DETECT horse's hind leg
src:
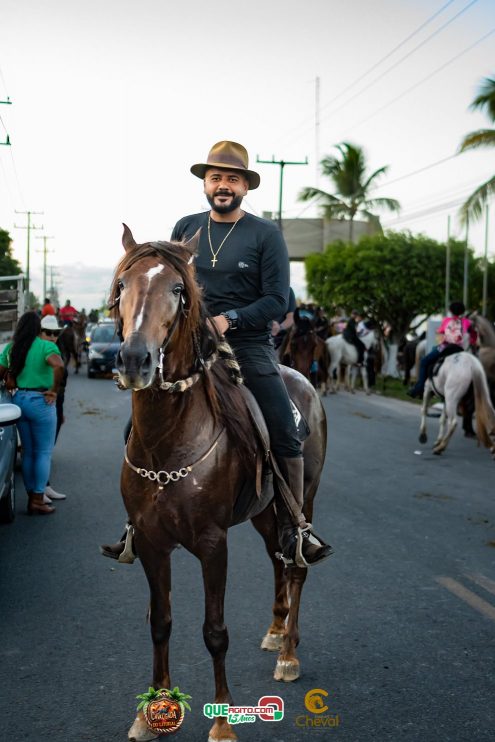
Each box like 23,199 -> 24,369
128,539 -> 173,742
199,532 -> 237,742
251,507 -> 289,653
433,399 -> 458,455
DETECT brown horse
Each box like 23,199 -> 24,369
111,226 -> 329,742
57,316 -> 86,373
279,312 -> 330,395
473,314 -> 495,404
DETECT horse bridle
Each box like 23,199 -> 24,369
110,285 -> 213,392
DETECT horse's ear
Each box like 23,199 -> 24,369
122,223 -> 137,252
183,229 -> 201,262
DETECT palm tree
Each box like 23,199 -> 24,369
298,142 -> 400,241
459,76 -> 495,223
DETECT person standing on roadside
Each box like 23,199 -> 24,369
0,311 -> 64,515
41,297 -> 56,317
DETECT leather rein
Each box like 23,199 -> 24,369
109,284 -> 226,488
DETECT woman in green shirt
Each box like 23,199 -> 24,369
0,311 -> 64,515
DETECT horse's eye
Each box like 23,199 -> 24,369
172,285 -> 184,296
117,279 -> 125,291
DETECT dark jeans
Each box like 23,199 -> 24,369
230,339 -> 301,458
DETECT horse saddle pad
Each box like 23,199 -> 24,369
430,346 -> 464,379
230,385 -> 310,526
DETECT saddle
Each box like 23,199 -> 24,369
230,385 -> 310,526
430,345 -> 464,380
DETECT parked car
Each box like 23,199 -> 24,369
0,387 -> 21,523
87,322 -> 120,378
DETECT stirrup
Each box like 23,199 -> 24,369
118,524 -> 137,564
276,524 -> 328,569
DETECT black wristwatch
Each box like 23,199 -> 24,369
220,310 -> 239,331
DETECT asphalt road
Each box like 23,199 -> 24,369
0,367 -> 494,742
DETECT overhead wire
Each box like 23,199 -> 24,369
343,27 -> 495,135
278,0 -> 468,148
317,0 -> 480,127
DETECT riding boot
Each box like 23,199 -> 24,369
27,492 -> 55,515
100,523 -> 136,563
276,456 -> 333,568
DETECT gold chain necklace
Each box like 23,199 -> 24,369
207,213 -> 240,267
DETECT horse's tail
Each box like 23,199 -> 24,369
472,359 -> 495,448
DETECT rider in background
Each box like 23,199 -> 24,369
407,300 -> 477,399
343,310 -> 366,365
314,307 -> 329,340
59,300 -> 78,326
41,297 -> 56,317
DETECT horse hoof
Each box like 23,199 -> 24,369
208,718 -> 238,741
274,658 -> 300,682
419,433 -> 427,444
128,713 -> 158,741
433,447 -> 443,456
261,632 -> 284,651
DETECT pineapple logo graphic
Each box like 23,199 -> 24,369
136,686 -> 192,734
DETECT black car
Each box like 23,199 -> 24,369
87,322 -> 120,378
0,387 -> 21,523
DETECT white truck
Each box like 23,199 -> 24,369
0,274 -> 25,352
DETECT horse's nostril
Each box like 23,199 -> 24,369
141,352 -> 152,375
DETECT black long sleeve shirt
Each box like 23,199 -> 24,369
171,211 -> 289,342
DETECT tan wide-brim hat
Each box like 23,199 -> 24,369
190,140 -> 260,190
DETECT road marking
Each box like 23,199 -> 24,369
436,576 -> 495,622
465,573 -> 495,598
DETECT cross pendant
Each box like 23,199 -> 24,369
211,256 -> 217,267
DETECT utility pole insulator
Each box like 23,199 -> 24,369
256,155 -> 308,231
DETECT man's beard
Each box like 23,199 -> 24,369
206,192 -> 244,215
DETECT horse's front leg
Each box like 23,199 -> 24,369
274,566 -> 307,682
361,364 -> 370,395
128,536 -> 173,742
419,381 -> 433,444
199,532 -> 237,742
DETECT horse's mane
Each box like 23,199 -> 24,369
110,240 -> 256,462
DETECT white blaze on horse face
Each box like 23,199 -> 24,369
134,264 -> 164,331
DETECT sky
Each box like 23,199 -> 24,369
0,0 -> 493,310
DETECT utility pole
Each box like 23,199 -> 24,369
463,215 -> 469,309
36,235 -> 54,301
256,155 -> 308,231
482,205 -> 489,317
315,76 -> 320,187
14,210 -> 44,301
445,215 -> 451,313
0,97 -> 11,146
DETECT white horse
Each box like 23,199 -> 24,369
418,352 -> 495,456
326,330 -> 378,394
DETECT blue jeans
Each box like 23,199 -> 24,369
412,347 -> 441,394
13,391 -> 57,494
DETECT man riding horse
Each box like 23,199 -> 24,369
102,140 -> 332,568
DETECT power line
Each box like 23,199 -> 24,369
278,0 -> 463,147
318,0 -> 480,127
321,0 -> 458,109
373,154 -> 458,190
344,27 -> 495,135
382,196 -> 465,226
